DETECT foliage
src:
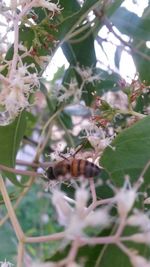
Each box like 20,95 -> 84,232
0,0 -> 150,266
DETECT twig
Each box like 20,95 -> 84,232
89,178 -> 97,203
58,238 -> 80,266
16,159 -> 53,168
139,159 -> 150,180
25,231 -> 65,243
17,242 -> 25,267
9,10 -> 19,79
94,10 -> 150,62
81,235 -> 117,245
117,242 -> 133,258
103,16 -> 150,62
114,215 -> 127,238
86,197 -> 114,214
0,164 -> 42,177
0,176 -> 25,241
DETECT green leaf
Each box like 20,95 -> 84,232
95,68 -> 121,94
95,244 -> 131,267
95,223 -> 150,267
100,116 -> 150,185
19,26 -> 35,49
111,7 -> 150,41
59,112 -> 73,129
0,112 -> 26,184
0,112 -> 26,167
25,111 -> 37,137
58,0 -> 123,42
62,25 -> 96,67
133,43 -> 150,83
58,0 -> 98,40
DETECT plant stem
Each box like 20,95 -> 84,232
0,164 -> 42,177
0,176 -> 25,241
17,242 -> 25,267
25,231 -> 65,243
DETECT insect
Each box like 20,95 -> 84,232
46,150 -> 101,181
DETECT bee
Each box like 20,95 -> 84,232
46,157 -> 101,181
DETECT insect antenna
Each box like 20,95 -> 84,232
72,140 -> 88,158
58,153 -> 70,161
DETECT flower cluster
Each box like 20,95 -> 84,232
81,122 -> 115,157
75,66 -> 100,84
0,63 -> 39,124
10,0 -> 62,17
0,259 -> 14,267
0,0 -> 63,125
52,185 -> 110,239
53,80 -> 83,103
49,175 -> 150,267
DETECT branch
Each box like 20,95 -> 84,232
25,231 -> 65,243
103,16 -> 150,62
94,9 -> 150,62
0,176 -> 25,241
0,164 -> 42,177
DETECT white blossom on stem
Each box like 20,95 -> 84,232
3,88 -> 29,115
130,254 -> 150,267
0,63 -> 39,124
18,0 -> 62,17
53,80 -> 83,103
0,259 -> 14,267
82,123 -> 115,154
75,66 -> 100,84
126,232 -> 150,244
127,210 -> 150,232
52,190 -> 73,226
114,178 -> 137,217
52,186 -> 110,239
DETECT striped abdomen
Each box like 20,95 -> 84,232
46,158 -> 101,180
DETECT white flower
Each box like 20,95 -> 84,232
114,178 -> 136,217
130,254 -> 150,267
81,123 -> 115,153
75,187 -> 89,214
127,232 -> 150,244
85,208 -> 110,228
53,80 -> 82,103
52,187 -> 110,239
67,262 -> 82,267
0,259 -> 14,267
18,43 -> 27,52
75,66 -> 100,84
144,197 -> 150,204
3,88 -> 29,117
52,190 -> 73,226
0,63 -> 39,124
127,211 -> 150,232
31,0 -> 62,17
